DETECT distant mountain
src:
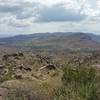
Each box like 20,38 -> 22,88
30,33 -> 100,51
0,32 -> 100,43
0,32 -> 100,52
88,34 -> 100,43
0,32 -> 73,45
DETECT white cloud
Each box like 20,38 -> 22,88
0,0 -> 99,35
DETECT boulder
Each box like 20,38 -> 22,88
14,73 -> 23,79
40,64 -> 56,71
23,67 -> 32,72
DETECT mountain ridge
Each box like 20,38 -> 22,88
0,32 -> 100,52
0,32 -> 99,42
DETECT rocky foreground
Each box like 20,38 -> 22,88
0,51 -> 100,99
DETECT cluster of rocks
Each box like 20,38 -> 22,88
1,52 -> 100,81
36,54 -> 53,65
2,52 -> 24,61
0,52 -> 58,81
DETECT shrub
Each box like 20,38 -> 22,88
54,64 -> 100,100
0,72 -> 14,83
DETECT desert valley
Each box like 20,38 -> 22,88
0,32 -> 100,99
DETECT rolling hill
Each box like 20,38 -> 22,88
0,32 -> 100,52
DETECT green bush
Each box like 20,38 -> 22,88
62,65 -> 96,86
54,64 -> 100,100
0,72 -> 14,83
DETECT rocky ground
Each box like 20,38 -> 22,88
0,51 -> 100,99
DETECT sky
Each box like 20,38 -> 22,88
0,0 -> 100,36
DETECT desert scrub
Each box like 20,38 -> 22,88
0,72 -> 14,83
6,88 -> 47,100
54,64 -> 100,100
0,65 -> 15,83
40,82 -> 53,94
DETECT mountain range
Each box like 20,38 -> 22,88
0,32 -> 100,52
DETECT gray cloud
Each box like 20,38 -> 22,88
0,1 -> 87,22
0,1 -> 38,20
8,20 -> 30,28
36,4 -> 86,22
0,4 -> 22,13
15,2 -> 39,20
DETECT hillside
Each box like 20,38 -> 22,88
0,32 -> 100,42
30,33 -> 100,51
0,32 -> 100,53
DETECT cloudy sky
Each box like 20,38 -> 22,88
0,0 -> 100,36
